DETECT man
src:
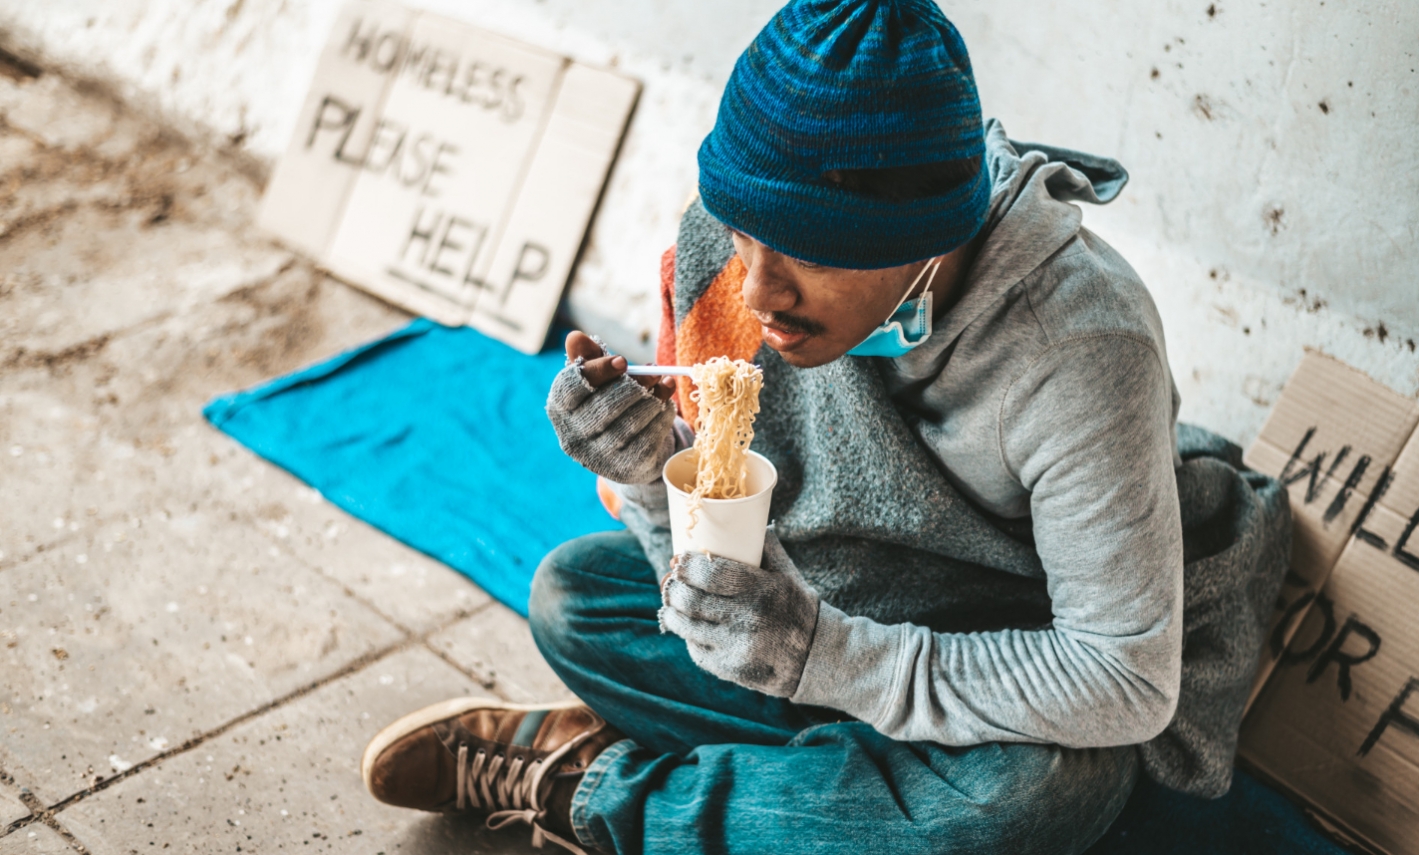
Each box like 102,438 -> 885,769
359,1 -> 1290,853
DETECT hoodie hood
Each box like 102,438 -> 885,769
925,119 -> 1129,350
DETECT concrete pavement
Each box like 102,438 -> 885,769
1,56 -> 565,854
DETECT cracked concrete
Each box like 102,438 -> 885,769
1,59 -> 562,854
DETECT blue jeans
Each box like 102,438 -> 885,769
529,531 -> 1138,855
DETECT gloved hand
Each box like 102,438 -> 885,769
659,529 -> 821,698
547,331 -> 678,485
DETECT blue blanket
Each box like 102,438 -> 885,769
204,319 -> 616,616
205,320 -> 1345,854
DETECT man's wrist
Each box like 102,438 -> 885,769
790,602 -> 911,733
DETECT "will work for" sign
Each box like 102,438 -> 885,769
259,0 -> 639,353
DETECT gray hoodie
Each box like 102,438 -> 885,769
613,119 -> 1287,796
790,118 -> 1186,748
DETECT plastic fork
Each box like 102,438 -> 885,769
624,364 -> 694,377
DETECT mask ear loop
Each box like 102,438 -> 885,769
880,257 -> 944,325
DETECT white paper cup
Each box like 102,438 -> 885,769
663,448 -> 778,567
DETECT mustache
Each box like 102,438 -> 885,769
763,311 -> 827,336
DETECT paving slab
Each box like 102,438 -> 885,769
228,456 -> 495,634
427,605 -> 576,705
0,385 -> 154,566
0,104 -> 164,240
0,72 -> 383,372
61,646 -> 538,854
0,267 -> 407,562
22,392 -> 494,636
0,385 -> 246,571
255,497 -> 495,636
0,822 -> 78,854
1,777 -> 31,827
0,143 -> 132,237
0,205 -> 291,360
169,428 -> 492,632
0,70 -> 262,238
3,256 -> 468,635
0,509 -> 403,806
0,133 -> 38,175
0,289 -> 462,638
0,74 -> 120,152
116,422 -> 491,637
2,264 -> 406,443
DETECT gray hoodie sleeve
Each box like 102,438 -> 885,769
792,334 -> 1184,748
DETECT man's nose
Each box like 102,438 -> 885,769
741,256 -> 798,315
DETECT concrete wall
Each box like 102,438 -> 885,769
3,0 -> 1416,445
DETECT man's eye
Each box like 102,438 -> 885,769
793,258 -> 821,271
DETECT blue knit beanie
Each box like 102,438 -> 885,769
698,0 -> 988,270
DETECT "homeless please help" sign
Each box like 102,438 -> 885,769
259,0 -> 639,352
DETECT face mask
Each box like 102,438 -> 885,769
846,258 -> 942,358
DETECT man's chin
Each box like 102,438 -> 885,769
766,341 -> 844,369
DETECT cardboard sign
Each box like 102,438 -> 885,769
1241,352 -> 1419,704
1239,351 -> 1419,855
258,0 -> 639,352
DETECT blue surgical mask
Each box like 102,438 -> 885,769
846,258 -> 941,358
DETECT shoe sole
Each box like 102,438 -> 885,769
360,696 -> 584,793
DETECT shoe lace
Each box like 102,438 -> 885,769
456,730 -> 594,855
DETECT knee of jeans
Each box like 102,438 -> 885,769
528,551 -> 577,659
531,532 -> 654,660
530,536 -> 622,648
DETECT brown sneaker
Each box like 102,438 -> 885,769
361,698 -> 622,853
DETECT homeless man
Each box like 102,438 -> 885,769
358,1 -> 1291,853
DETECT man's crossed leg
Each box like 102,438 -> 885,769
363,531 -> 1137,855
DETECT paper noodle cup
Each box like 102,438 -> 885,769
663,448 -> 778,567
